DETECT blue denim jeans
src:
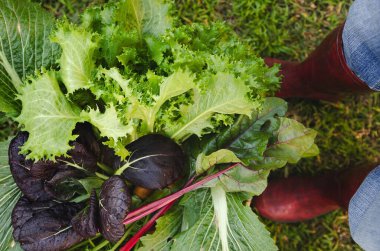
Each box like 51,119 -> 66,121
349,166 -> 380,251
342,0 -> 380,249
343,0 -> 380,91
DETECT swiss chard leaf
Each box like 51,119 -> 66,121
0,0 -> 60,117
0,139 -> 22,251
205,165 -> 270,195
253,117 -> 319,169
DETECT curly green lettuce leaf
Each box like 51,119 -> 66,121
52,22 -> 98,94
0,140 -> 22,251
166,72 -> 258,142
140,70 -> 195,132
16,72 -> 82,160
82,105 -> 133,141
0,0 -> 60,117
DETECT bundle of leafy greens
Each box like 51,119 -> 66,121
0,0 -> 318,250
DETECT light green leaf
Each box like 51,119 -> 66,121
0,140 -> 22,251
16,71 -> 82,160
52,22 -> 98,94
226,193 -> 278,251
167,72 -> 257,142
81,104 -> 133,144
139,208 -> 182,251
172,189 -> 278,251
116,0 -> 172,39
265,118 -> 318,164
195,149 -> 241,175
0,0 -> 60,117
302,143 -> 320,158
205,165 -> 270,195
145,70 -> 195,131
172,189 -> 218,250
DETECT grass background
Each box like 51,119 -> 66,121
2,0 -> 379,250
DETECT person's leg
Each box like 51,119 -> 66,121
348,165 -> 380,251
265,0 -> 379,100
343,0 -> 380,91
251,164 -> 375,222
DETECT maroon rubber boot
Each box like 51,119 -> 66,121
252,164 -> 377,223
265,24 -> 372,101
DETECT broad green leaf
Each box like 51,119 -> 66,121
183,97 -> 287,173
0,140 -> 22,251
195,149 -> 241,175
172,189 -> 218,250
52,22 -> 98,94
0,0 -> 60,117
226,193 -> 277,251
16,71 -> 82,160
78,177 -> 104,194
265,118 -> 318,164
168,72 -> 257,142
81,104 -> 133,143
172,189 -> 278,251
115,0 -> 172,39
140,0 -> 172,37
139,208 -> 182,251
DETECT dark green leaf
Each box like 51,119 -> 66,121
183,97 -> 287,173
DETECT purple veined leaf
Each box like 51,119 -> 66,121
116,134 -> 186,190
99,176 -> 132,243
9,132 -> 56,202
12,197 -> 84,251
71,190 -> 99,238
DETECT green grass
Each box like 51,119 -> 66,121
2,0 -> 379,250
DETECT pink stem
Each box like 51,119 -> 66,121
123,163 -> 240,225
119,163 -> 241,251
120,202 -> 175,251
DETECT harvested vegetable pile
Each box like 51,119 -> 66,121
0,0 -> 319,250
